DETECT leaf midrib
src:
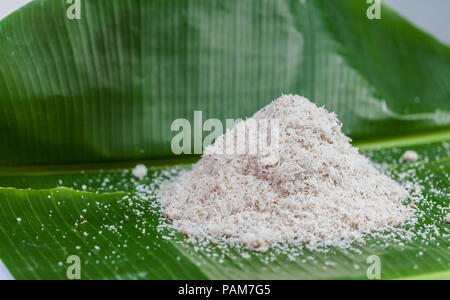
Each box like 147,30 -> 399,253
0,129 -> 448,176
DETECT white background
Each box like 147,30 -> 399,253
0,0 -> 32,20
384,0 -> 450,45
0,0 -> 449,280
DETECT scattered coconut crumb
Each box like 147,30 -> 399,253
158,95 -> 413,252
401,150 -> 419,162
165,207 -> 180,221
132,164 -> 148,180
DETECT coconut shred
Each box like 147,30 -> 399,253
157,95 -> 414,252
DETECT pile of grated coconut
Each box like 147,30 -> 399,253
158,95 -> 414,252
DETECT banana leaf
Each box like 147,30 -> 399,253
0,0 -> 448,280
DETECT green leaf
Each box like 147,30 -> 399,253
0,142 -> 449,280
0,0 -> 449,279
0,0 -> 449,166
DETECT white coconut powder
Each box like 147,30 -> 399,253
401,150 -> 419,162
132,164 -> 148,180
158,95 -> 414,252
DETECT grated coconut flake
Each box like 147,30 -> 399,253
157,95 -> 414,251
132,164 -> 148,180
401,150 -> 419,162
